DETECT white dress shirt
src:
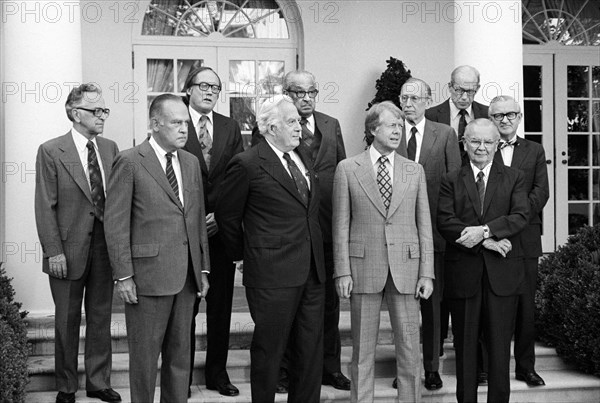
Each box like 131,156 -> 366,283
302,114 -> 315,137
470,161 -> 492,187
71,129 -> 107,195
265,139 -> 311,190
189,107 -> 214,140
404,118 -> 426,163
148,136 -> 184,206
369,145 -> 395,183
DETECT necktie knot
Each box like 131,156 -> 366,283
86,140 -> 94,150
410,126 -> 418,135
477,170 -> 485,180
300,117 -> 308,126
459,109 -> 467,117
379,155 -> 389,165
165,152 -> 173,161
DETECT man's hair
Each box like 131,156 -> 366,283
283,70 -> 316,90
257,94 -> 294,135
450,65 -> 481,85
402,77 -> 432,97
65,83 -> 102,122
149,93 -> 184,120
364,101 -> 404,146
464,118 -> 500,140
489,95 -> 521,114
182,66 -> 222,96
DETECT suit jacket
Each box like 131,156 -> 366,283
35,132 -> 119,280
425,99 -> 489,124
104,140 -> 210,296
397,119 -> 461,252
215,140 -> 325,288
251,111 -> 346,243
494,137 -> 549,258
183,106 -> 244,214
332,151 -> 434,294
437,162 -> 529,299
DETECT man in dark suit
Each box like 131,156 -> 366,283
425,65 -> 489,160
437,118 -> 529,403
105,94 -> 210,403
254,70 -> 349,392
35,83 -> 121,403
396,78 -> 462,391
489,95 -> 549,387
182,66 -> 244,397
216,94 -> 326,403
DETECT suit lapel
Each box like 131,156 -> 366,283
185,112 -> 209,175
58,132 -> 92,203
387,153 -> 410,217
398,126 -> 408,157
258,141 -> 307,207
354,151 -> 387,217
209,113 -> 227,176
139,140 -> 183,210
460,165 -> 482,219
96,137 -> 114,179
482,162 -> 502,216
418,120 -> 436,165
179,152 -> 193,209
510,138 -> 527,168
312,112 -> 329,167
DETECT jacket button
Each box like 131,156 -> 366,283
89,212 -> 94,216
183,241 -> 188,246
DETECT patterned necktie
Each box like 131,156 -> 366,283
86,141 -> 105,221
300,117 -> 314,148
407,126 -> 417,161
165,152 -> 179,199
283,152 -> 309,206
476,170 -> 485,215
377,155 -> 392,210
198,115 -> 212,169
458,109 -> 468,154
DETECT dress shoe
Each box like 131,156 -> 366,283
207,381 -> 240,396
392,378 -> 397,389
86,389 -> 121,402
424,371 -> 443,390
322,372 -> 351,390
516,370 -> 546,386
477,372 -> 488,385
56,392 -> 75,403
276,368 -> 289,394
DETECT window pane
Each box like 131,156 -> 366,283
258,61 -> 285,95
593,101 -> 600,132
568,66 -> 589,98
523,66 -> 542,97
593,135 -> 600,166
524,100 -> 542,132
147,59 -> 174,92
568,100 -> 589,132
568,135 -> 588,166
230,97 -> 256,132
569,169 -> 589,200
569,203 -> 588,235
177,60 -> 204,92
595,170 -> 600,200
593,66 -> 600,98
525,134 -> 542,144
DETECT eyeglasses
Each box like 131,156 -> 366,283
490,112 -> 519,121
466,139 -> 498,148
77,107 -> 110,118
451,85 -> 478,96
399,95 -> 428,103
287,89 -> 319,98
191,82 -> 221,94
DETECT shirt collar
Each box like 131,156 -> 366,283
405,118 -> 426,136
149,136 -> 178,160
450,101 -> 473,120
369,145 -> 395,168
470,161 -> 492,180
189,106 -> 213,127
71,128 -> 97,151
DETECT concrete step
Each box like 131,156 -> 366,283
25,370 -> 600,403
26,343 -> 572,393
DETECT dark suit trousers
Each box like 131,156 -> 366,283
189,234 -> 236,386
513,257 -> 539,373
281,242 -> 341,375
420,252 -> 444,371
449,268 -> 517,403
246,266 -> 325,403
49,219 -> 113,393
125,270 -> 197,403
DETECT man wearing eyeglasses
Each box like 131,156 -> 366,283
425,65 -> 489,160
181,66 -> 244,397
438,118 -> 529,403
252,70 -> 349,393
395,78 -> 461,392
35,84 -> 121,403
489,96 -> 549,388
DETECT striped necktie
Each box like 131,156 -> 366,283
165,152 -> 179,199
86,141 -> 105,221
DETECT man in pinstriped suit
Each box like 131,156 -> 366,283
333,101 -> 434,402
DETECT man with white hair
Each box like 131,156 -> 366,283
216,95 -> 326,403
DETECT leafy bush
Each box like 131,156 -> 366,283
536,225 -> 600,376
0,262 -> 29,402
367,57 -> 412,110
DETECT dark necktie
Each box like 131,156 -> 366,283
86,141 -> 105,221
458,109 -> 468,154
198,115 -> 212,169
300,117 -> 314,148
283,152 -> 309,205
476,170 -> 485,215
407,126 -> 417,161
165,152 -> 179,199
377,155 -> 392,210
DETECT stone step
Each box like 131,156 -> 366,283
26,343 -> 571,393
25,370 -> 600,403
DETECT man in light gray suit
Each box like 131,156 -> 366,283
105,94 -> 210,403
333,101 -> 434,403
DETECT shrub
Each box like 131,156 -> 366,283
367,57 -> 412,110
0,262 -> 29,402
536,225 -> 600,376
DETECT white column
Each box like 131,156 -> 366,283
453,0 -> 524,134
2,1 -> 82,313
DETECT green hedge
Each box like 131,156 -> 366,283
536,225 -> 600,376
0,262 -> 29,402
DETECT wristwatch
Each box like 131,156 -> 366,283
482,225 -> 491,239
